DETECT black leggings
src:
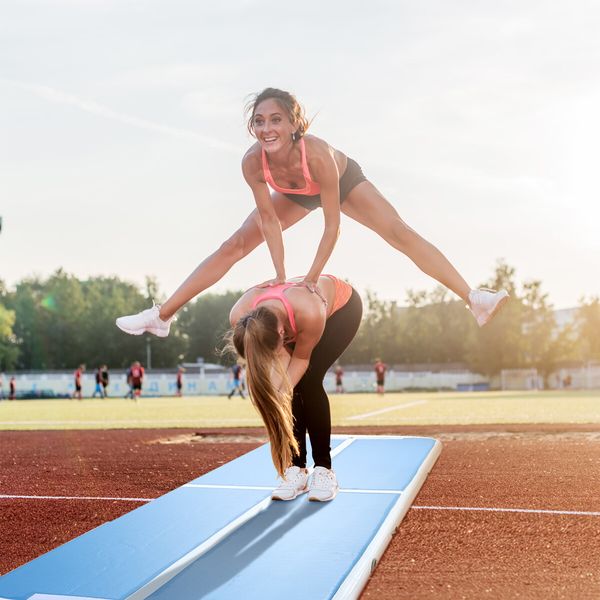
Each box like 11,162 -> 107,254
291,288 -> 362,469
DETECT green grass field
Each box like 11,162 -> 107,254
1,390 -> 599,430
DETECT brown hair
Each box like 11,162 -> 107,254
225,306 -> 299,477
245,88 -> 310,141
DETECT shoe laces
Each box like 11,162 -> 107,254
278,467 -> 305,489
312,468 -> 335,489
149,300 -> 175,323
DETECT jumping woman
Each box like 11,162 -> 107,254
117,87 -> 507,336
226,274 -> 362,502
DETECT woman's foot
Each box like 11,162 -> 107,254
468,289 -> 509,327
308,467 -> 339,502
116,304 -> 173,337
271,466 -> 309,501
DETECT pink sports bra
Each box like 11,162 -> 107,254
250,275 -> 353,340
261,137 -> 321,196
251,282 -> 298,338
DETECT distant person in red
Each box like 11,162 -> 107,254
130,361 -> 145,400
374,359 -> 387,395
73,365 -> 85,400
334,364 -> 344,393
176,367 -> 185,397
9,376 -> 16,400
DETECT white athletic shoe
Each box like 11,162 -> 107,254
271,466 -> 309,501
468,288 -> 510,327
115,303 -> 173,338
308,467 -> 339,502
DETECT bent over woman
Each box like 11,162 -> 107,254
226,274 -> 362,502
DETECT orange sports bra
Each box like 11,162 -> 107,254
251,275 -> 353,339
261,137 -> 321,196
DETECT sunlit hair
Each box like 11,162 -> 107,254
245,88 -> 310,141
224,306 -> 299,477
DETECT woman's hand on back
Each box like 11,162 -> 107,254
256,276 -> 287,288
294,279 -> 328,307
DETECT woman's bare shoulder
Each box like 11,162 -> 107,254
304,135 -> 347,173
241,143 -> 264,181
304,134 -> 334,154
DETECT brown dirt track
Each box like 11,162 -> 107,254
1,424 -> 599,599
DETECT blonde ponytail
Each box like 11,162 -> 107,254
225,307 -> 299,477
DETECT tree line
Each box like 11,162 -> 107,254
0,261 -> 598,382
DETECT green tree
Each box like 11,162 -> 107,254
0,302 -> 18,370
520,280 -> 573,387
178,290 -> 243,364
6,271 -> 186,369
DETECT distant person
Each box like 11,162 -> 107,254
130,361 -> 145,400
374,359 -> 387,395
0,373 -> 4,400
100,365 -> 110,397
228,362 -> 246,399
334,364 -> 344,393
73,365 -> 85,400
124,364 -> 135,399
8,376 -> 16,400
176,367 -> 185,397
92,366 -> 104,398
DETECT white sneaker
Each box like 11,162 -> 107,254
468,288 -> 510,327
308,467 -> 338,502
271,466 -> 309,501
116,304 -> 173,337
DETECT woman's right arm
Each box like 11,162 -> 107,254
242,152 -> 286,283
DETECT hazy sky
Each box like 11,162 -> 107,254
2,0 -> 599,309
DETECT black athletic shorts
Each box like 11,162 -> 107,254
283,157 -> 367,211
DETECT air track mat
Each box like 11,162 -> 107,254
0,435 -> 441,600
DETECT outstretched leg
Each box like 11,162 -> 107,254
158,194 -> 310,320
342,182 -> 471,301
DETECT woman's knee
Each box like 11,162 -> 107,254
218,228 -> 260,262
296,374 -> 328,397
388,219 -> 419,251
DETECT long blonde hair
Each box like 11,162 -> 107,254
225,307 -> 299,477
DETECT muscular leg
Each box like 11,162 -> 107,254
159,194 -> 310,320
293,291 -> 363,469
341,182 -> 471,301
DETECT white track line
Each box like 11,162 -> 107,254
412,505 -> 600,517
0,419 -> 259,426
347,400 -> 427,420
184,484 -> 403,494
3,494 -> 599,517
0,494 -> 153,502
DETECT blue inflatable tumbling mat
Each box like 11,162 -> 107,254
0,435 -> 441,600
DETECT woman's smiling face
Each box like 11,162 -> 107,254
251,98 -> 297,153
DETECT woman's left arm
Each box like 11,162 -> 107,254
303,142 -> 341,288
